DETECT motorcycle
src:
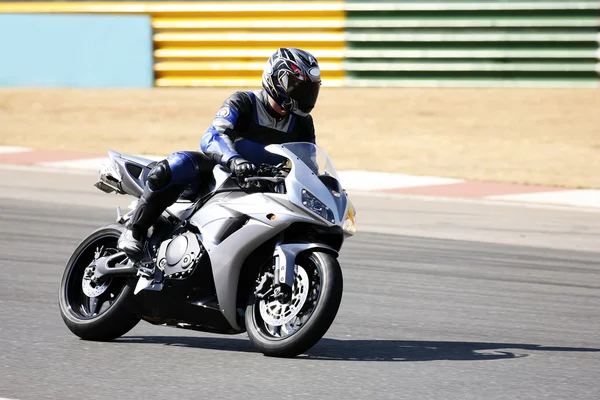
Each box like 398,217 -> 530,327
58,142 -> 356,358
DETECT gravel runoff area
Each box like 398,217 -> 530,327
1,87 -> 598,189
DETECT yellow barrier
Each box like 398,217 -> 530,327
0,2 -> 346,87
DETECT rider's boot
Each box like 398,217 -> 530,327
117,185 -> 183,260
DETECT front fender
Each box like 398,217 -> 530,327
274,243 -> 339,288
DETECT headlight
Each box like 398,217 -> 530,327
342,200 -> 357,236
302,189 -> 335,223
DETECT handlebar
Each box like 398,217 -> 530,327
256,162 -> 288,177
245,176 -> 285,184
238,163 -> 289,192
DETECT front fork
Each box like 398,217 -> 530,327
273,244 -> 297,289
254,239 -> 338,301
273,242 -> 339,289
254,241 -> 298,301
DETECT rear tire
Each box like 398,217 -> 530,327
58,224 -> 141,341
245,251 -> 343,358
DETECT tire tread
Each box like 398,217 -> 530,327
245,251 -> 343,358
58,224 -> 141,341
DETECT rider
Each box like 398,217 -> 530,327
117,48 -> 322,258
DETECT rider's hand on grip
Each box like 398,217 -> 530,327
228,157 -> 257,177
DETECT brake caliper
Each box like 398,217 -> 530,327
254,272 -> 274,299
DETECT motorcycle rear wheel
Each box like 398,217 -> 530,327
58,224 -> 141,341
245,250 -> 343,358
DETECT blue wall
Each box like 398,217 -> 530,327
0,14 -> 153,87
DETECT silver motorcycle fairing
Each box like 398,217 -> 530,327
95,150 -> 157,197
189,192 -> 318,330
116,152 -> 158,167
110,150 -> 158,197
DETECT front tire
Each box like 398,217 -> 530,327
246,251 -> 343,358
59,224 -> 141,341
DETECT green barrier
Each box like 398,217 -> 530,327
345,49 -> 598,58
346,32 -> 597,42
346,18 -> 600,29
344,60 -> 597,72
345,1 -> 600,11
344,0 -> 600,86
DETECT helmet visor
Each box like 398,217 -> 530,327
287,75 -> 321,114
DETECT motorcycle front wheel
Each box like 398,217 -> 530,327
245,250 -> 343,358
58,224 -> 141,341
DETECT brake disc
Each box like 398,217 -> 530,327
259,265 -> 310,326
82,265 -> 111,298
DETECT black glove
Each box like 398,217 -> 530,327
228,157 -> 256,176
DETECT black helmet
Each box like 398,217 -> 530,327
262,48 -> 321,117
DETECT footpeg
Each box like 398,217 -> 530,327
134,262 -> 164,295
136,260 -> 156,279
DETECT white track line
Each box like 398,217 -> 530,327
338,170 -> 463,190
488,190 -> 600,209
0,163 -> 101,175
37,154 -> 166,170
37,157 -> 111,170
0,146 -> 32,154
1,163 -> 598,213
350,190 -> 600,214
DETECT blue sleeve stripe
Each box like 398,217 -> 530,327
200,126 -> 239,164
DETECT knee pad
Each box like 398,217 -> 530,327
147,160 -> 172,191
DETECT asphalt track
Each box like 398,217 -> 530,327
0,167 -> 599,400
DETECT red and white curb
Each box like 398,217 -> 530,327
1,146 -> 598,209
